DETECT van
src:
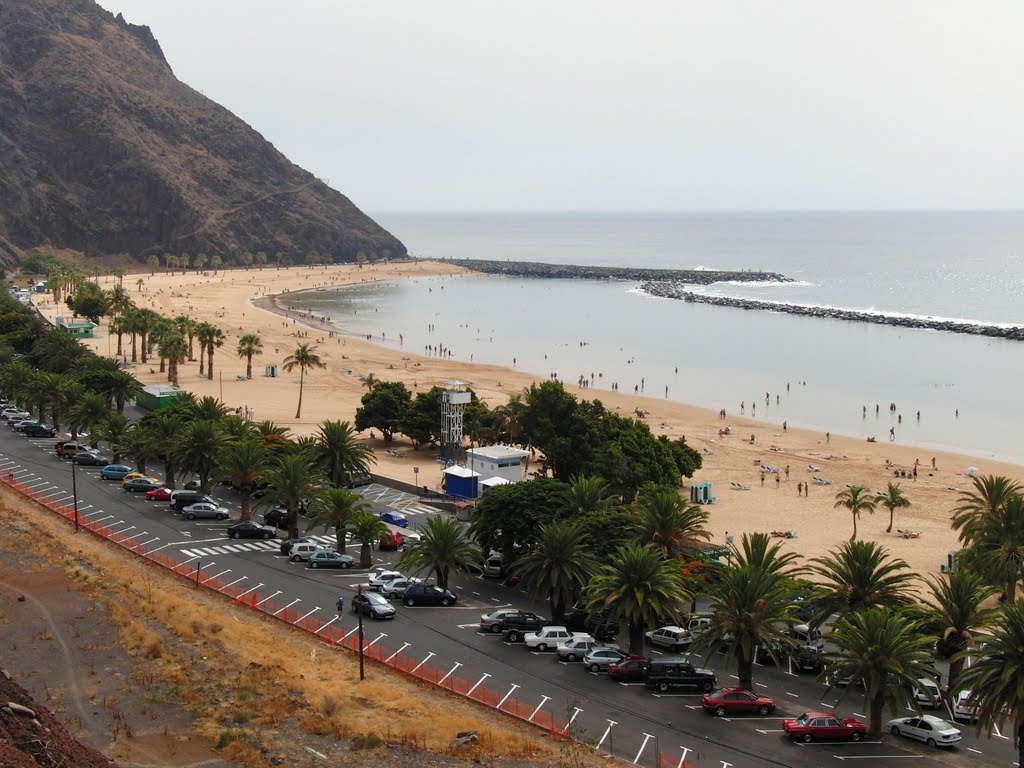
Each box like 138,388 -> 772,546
790,623 -> 824,650
683,615 -> 713,635
169,491 -> 213,511
289,542 -> 327,562
483,553 -> 505,578
912,678 -> 943,708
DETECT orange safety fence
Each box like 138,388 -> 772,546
7,479 -> 579,755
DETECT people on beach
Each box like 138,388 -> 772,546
890,427 -> 896,442
825,431 -> 830,444
797,481 -> 803,496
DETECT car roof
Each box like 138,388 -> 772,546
918,715 -> 955,726
799,711 -> 836,719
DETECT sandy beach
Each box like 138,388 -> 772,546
37,262 -> 1024,582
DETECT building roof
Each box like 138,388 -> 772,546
141,384 -> 181,397
443,465 -> 481,479
480,476 -> 511,487
466,444 -> 531,461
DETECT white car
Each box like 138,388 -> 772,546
480,607 -> 520,633
912,678 -> 943,708
524,626 -> 586,652
379,577 -> 421,599
368,569 -> 404,590
180,502 -> 230,520
887,715 -> 962,747
645,626 -> 694,651
951,690 -> 979,721
555,636 -> 604,662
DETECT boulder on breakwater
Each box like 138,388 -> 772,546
446,259 -> 789,285
641,281 -> 1024,341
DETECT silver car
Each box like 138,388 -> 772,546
380,577 -> 421,599
480,607 -> 520,633
582,647 -> 628,673
556,638 -> 606,662
887,715 -> 961,747
181,502 -> 230,520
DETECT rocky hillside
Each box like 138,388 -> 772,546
0,0 -> 406,265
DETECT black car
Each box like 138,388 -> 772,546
644,657 -> 717,692
790,646 -> 825,673
499,611 -> 547,642
22,422 -> 57,437
226,521 -> 277,540
402,584 -> 458,607
70,451 -> 107,466
352,591 -> 397,619
563,607 -> 621,641
263,507 -> 290,529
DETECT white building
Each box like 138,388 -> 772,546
465,444 -> 531,484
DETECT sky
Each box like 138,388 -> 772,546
97,1 -> 1024,213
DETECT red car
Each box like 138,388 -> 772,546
607,656 -> 649,682
145,486 -> 173,501
379,530 -> 405,550
783,711 -> 866,742
702,688 -> 776,716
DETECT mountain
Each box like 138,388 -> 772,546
0,0 -> 406,264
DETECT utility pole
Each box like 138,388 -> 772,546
357,584 -> 365,680
71,459 -> 79,533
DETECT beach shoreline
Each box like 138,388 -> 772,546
34,262 -> 1024,580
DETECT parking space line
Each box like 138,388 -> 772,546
272,598 -> 300,617
383,642 -> 410,663
236,583 -> 265,600
315,616 -> 339,635
255,590 -> 282,608
411,652 -> 435,674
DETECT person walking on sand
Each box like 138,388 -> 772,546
826,431 -> 830,444
783,420 -> 787,431
931,457 -> 936,470
776,474 -> 780,488
785,465 -> 790,480
889,426 -> 896,442
761,472 -> 765,486
797,481 -> 803,496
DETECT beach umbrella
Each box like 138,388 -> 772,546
965,467 -> 979,477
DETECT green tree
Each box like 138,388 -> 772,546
189,395 -> 231,422
306,488 -> 369,552
470,477 -> 565,563
158,331 -> 188,386
925,569 -> 997,698
260,453 -> 325,539
512,521 -> 597,623
194,322 -> 219,377
282,343 -> 326,419
657,435 -> 703,478
217,439 -> 270,521
833,484 -> 877,541
347,511 -> 389,568
95,413 -> 131,462
140,411 -> 183,490
146,255 -> 160,274
67,392 -> 110,441
874,482 -> 912,534
210,254 -> 223,273
957,600 -> 1024,766
174,420 -> 230,492
66,282 -> 110,322
827,606 -> 938,737
633,486 -> 710,560
314,420 -> 374,488
399,385 -> 443,447
397,515 -> 483,589
810,540 -> 916,623
586,543 -> 687,654
952,475 -> 1024,546
354,380 -> 411,441
557,475 -> 618,518
97,369 -> 141,413
120,424 -> 161,477
236,333 -> 263,379
193,253 -> 208,272
958,494 -> 1024,603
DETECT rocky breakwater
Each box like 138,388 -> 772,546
447,259 -> 789,285
642,282 -> 1024,341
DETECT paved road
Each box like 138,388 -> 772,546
0,425 -> 1016,768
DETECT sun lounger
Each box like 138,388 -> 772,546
730,482 -> 751,491
762,465 -> 780,474
813,477 -> 833,485
897,529 -> 921,539
807,465 -> 822,472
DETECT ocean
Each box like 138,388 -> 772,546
285,212 -> 1024,464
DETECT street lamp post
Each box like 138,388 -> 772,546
71,459 -> 79,533
357,585 -> 365,680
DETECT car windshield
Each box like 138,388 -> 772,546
795,714 -> 809,725
366,593 -> 388,605
708,689 -> 724,698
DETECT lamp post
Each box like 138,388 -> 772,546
71,459 -> 79,533
357,585 -> 365,680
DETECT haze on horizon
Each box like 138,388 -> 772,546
99,1 -> 1024,214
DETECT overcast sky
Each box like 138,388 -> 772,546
97,1 -> 1024,213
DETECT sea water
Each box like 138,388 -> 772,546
285,212 -> 1024,464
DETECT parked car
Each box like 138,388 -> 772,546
790,646 -> 825,673
100,464 -> 136,480
480,607 -> 521,633
556,637 -> 604,662
583,648 -> 628,674
123,477 -> 163,493
379,530 -> 405,550
645,626 -> 694,652
644,657 -> 717,692
702,688 -> 776,716
181,502 -> 230,520
169,491 -> 214,510
289,542 -> 327,562
403,584 -> 457,607
1,409 -> 30,421
228,521 -> 277,540
524,626 -> 583,652
280,537 -> 314,555
56,441 -> 89,458
368,569 -> 405,590
145,486 -> 174,501
951,690 -> 979,722
790,623 -> 825,650
307,551 -> 354,569
379,511 -> 409,528
379,577 -> 420,599
12,420 -> 40,432
352,591 -> 397,619
340,470 -> 372,488
499,611 -> 548,643
263,507 -> 290,529
607,656 -> 650,681
912,678 -> 943,708
22,423 -> 56,438
783,712 -> 866,742
887,715 -> 961,747
562,606 -> 621,641
119,472 -> 148,485
71,451 -> 107,466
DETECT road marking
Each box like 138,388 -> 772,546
497,683 -> 520,710
755,682 -> 768,688
966,747 -> 982,754
296,606 -> 320,625
383,642 -> 410,664
218,575 -> 247,592
457,623 -> 480,629
254,590 -> 282,607
467,672 -> 490,696
437,661 -> 461,685
272,598 -> 300,617
832,755 -> 917,760
786,692 -> 800,697
314,616 -> 339,635
411,652 -> 435,674
756,729 -> 784,734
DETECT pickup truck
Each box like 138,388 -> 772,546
499,611 -> 547,643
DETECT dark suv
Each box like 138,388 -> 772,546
22,423 -> 57,437
169,492 -> 214,511
263,507 -> 290,529
402,584 -> 457,607
499,611 -> 547,642
644,657 -> 717,692
563,607 -> 621,641
790,645 -> 825,673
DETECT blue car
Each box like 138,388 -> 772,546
379,511 -> 409,528
100,464 -> 135,480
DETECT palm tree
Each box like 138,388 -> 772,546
810,540 -> 916,623
141,412 -> 183,489
397,515 -> 483,588
173,315 -> 197,361
108,316 -> 127,358
205,326 -> 225,380
260,453 -> 325,539
556,474 -> 618,517
158,331 -> 188,386
282,343 -> 326,419
193,322 -> 216,377
362,372 -> 380,391
952,475 -> 1023,545
306,488 -> 370,552
512,521 -> 598,623
217,439 -> 270,521
67,392 -> 110,441
188,395 -> 231,422
96,369 -> 141,413
173,420 -> 230,492
959,494 -> 1024,603
586,542 -> 688,654
132,309 -> 160,364
95,413 -> 130,462
633,487 -> 710,560
957,600 -> 1024,766
236,333 -> 263,379
827,606 -> 939,737
833,484 -> 877,541
219,415 -> 258,442
925,569 -> 997,698
875,482 -> 912,534
314,420 -> 374,488
252,420 -> 292,452
348,511 -> 390,568
120,424 -> 161,477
